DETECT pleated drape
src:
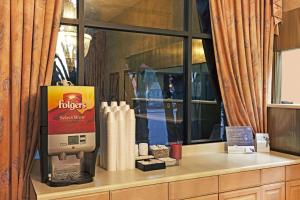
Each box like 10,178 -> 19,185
0,0 -> 62,199
209,0 -> 282,133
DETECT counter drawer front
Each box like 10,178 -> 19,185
58,192 -> 109,200
111,183 -> 168,200
286,164 -> 300,181
261,167 -> 285,185
186,194 -> 218,200
169,176 -> 218,200
219,187 -> 261,200
219,170 -> 260,192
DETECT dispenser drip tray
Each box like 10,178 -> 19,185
47,172 -> 93,187
48,155 -> 93,187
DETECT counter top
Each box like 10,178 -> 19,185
31,148 -> 300,200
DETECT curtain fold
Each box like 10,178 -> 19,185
210,0 -> 282,133
273,0 -> 282,35
0,0 -> 62,199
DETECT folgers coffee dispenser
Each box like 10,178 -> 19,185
40,86 -> 99,187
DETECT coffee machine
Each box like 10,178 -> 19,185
40,86 -> 99,187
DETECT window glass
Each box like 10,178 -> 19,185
191,39 -> 223,142
62,0 -> 77,19
192,0 -> 211,34
280,49 -> 300,104
85,29 -> 184,145
52,25 -> 78,85
84,0 -> 184,31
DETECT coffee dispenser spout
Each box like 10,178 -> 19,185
58,152 -> 67,160
76,151 -> 84,159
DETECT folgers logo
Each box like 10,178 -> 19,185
58,93 -> 87,110
47,86 -> 95,135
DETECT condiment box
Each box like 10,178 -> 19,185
136,159 -> 166,171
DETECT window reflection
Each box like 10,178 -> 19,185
85,29 -> 184,145
84,0 -> 184,31
192,0 -> 211,34
191,39 -> 223,142
52,25 -> 78,85
62,0 -> 77,19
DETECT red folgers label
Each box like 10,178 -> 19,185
47,87 -> 95,135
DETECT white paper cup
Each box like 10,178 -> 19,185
139,143 -> 148,156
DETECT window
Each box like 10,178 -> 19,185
54,0 -> 225,144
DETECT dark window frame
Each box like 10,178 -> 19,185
60,0 -> 223,145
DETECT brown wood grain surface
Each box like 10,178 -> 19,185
111,183 -> 168,200
219,170 -> 261,193
261,167 -> 285,185
261,182 -> 285,200
169,176 -> 218,200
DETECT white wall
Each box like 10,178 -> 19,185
281,49 -> 300,104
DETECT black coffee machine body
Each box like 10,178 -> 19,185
40,86 -> 100,187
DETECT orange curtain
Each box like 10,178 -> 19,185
0,0 -> 62,199
210,0 -> 282,133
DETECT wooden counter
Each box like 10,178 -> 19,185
30,143 -> 300,200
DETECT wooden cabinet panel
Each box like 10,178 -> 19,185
261,167 -> 285,185
219,170 -> 261,192
169,176 -> 218,200
186,194 -> 218,200
219,187 -> 261,200
261,182 -> 285,200
286,164 -> 300,181
286,179 -> 300,200
58,192 -> 109,200
111,183 -> 168,200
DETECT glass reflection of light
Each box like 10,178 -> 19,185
63,0 -> 77,19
